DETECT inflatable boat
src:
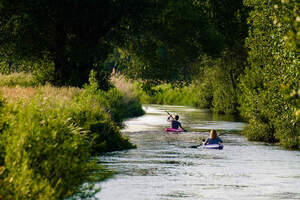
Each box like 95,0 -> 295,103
203,143 -> 223,150
164,128 -> 184,133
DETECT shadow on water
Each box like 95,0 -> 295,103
93,105 -> 300,200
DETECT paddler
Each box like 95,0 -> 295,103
167,114 -> 186,131
203,129 -> 223,145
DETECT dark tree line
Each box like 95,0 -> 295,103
0,0 -> 164,87
0,0 -> 224,88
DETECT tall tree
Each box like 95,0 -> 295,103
113,0 -> 225,86
0,0 -> 160,87
189,0 -> 249,114
239,0 -> 299,148
0,0 -> 225,88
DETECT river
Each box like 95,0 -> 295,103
94,105 -> 300,200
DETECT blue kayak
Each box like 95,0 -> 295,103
203,144 -> 223,150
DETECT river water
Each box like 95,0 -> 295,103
95,105 -> 300,200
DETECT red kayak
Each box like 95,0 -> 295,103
164,128 -> 183,132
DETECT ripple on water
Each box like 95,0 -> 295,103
271,192 -> 300,200
93,105 -> 300,200
160,190 -> 201,199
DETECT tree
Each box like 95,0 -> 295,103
239,0 -> 299,148
188,0 -> 249,114
114,0 -> 225,86
0,0 -> 161,88
0,0 -> 227,88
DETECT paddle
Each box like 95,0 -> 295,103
165,110 -> 174,120
218,129 -> 232,136
190,139 -> 206,148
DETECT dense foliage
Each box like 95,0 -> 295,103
0,0 -> 224,88
0,100 -> 99,199
238,0 -> 299,147
0,72 -> 36,87
0,73 -> 143,199
124,0 -> 248,115
116,0 -> 299,150
0,0 -> 160,87
116,0 -> 224,85
132,83 -> 199,106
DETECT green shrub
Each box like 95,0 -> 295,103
132,83 -> 198,106
104,88 -> 144,124
0,58 -> 62,87
0,73 -> 142,198
128,59 -> 239,115
31,61 -> 55,85
239,0 -> 299,148
0,100 -> 98,200
0,94 -> 6,166
242,119 -> 277,143
84,71 -> 144,124
212,81 -> 236,114
70,71 -> 138,153
131,65 -> 238,115
203,64 -> 238,114
192,80 -> 213,108
0,72 -> 37,87
70,91 -> 136,154
0,93 -> 3,108
0,87 -> 137,199
0,60 -> 35,75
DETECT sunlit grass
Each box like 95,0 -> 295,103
0,72 -> 36,87
110,74 -> 137,101
0,86 -> 36,102
0,84 -> 81,105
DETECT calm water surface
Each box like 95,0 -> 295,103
95,105 -> 300,200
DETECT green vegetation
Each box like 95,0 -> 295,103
238,0 -> 299,147
111,0 -> 248,115
0,99 -> 99,199
119,0 -> 299,149
0,72 -> 143,199
133,83 -> 198,106
0,0 -> 223,88
130,59 -> 240,115
0,72 -> 36,87
0,0 -> 299,198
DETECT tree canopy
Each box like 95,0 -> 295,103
0,0 -> 224,88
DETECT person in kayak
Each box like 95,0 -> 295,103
167,114 -> 186,131
204,129 -> 223,145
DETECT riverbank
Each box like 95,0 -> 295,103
0,73 -> 144,199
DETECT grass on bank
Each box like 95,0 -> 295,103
0,72 -> 144,200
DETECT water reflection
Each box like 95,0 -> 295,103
95,105 -> 300,200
